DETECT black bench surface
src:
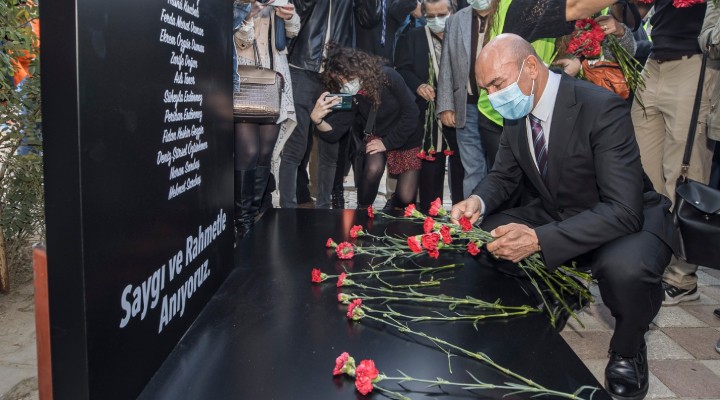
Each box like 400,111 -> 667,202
139,209 -> 610,400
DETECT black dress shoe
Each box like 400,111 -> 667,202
605,343 -> 649,400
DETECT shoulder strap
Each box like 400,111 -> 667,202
680,39 -> 710,181
424,26 -> 440,81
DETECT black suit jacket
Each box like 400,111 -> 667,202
474,75 -> 677,269
394,27 -> 434,109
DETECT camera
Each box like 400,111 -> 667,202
326,93 -> 354,110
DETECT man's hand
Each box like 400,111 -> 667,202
450,196 -> 483,225
439,110 -> 456,127
486,223 -> 541,263
416,83 -> 436,101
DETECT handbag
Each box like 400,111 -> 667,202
672,39 -> 720,269
233,40 -> 284,123
581,59 -> 630,100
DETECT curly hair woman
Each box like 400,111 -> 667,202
310,45 -> 420,209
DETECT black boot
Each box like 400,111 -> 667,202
382,194 -> 395,211
332,187 -> 345,209
605,342 -> 649,400
253,166 -> 271,221
234,169 -> 256,242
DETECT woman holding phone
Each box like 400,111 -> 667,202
310,45 -> 420,209
233,0 -> 299,240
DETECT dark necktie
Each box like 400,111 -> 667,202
529,114 -> 548,179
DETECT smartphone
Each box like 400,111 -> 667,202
268,0 -> 289,6
326,93 -> 353,110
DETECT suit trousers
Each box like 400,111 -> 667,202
481,211 -> 670,357
631,55 -> 715,289
279,68 -> 338,209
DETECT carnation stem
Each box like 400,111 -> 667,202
360,313 -> 595,400
379,372 -> 598,399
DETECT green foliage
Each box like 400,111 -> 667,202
1,0 -> 44,284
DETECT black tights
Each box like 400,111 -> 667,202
234,122 -> 280,171
357,152 -> 419,206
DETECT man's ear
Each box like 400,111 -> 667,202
527,56 -> 540,80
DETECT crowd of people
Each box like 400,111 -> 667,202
232,0 -> 720,399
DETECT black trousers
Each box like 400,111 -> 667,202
481,211 -> 670,357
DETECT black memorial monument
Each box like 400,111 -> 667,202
40,0 -> 234,398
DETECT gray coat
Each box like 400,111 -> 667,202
699,0 -> 720,141
436,6 -> 474,129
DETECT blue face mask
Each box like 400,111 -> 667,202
468,0 -> 492,11
487,58 -> 535,120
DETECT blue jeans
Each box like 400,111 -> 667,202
455,105 -> 487,197
278,68 -> 338,208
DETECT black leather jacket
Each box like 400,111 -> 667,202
288,0 -> 382,72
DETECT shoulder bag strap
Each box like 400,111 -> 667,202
680,39 -> 711,182
252,39 -> 262,67
424,26 -> 440,81
364,107 -> 377,135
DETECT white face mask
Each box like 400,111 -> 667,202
340,78 -> 361,95
469,0 -> 491,11
426,15 -> 449,33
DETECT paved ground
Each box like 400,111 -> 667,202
2,172 -> 718,400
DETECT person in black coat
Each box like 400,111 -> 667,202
452,34 -> 676,400
309,45 -> 420,208
395,0 -> 465,212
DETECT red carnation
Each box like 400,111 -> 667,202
429,197 -> 446,216
440,225 -> 452,244
355,359 -> 379,395
347,298 -> 363,319
425,155 -> 436,162
673,0 -> 703,6
585,41 -> 602,58
350,225 -> 363,238
326,238 -> 337,248
407,235 -> 423,253
311,268 -> 324,283
404,204 -> 417,217
566,38 -> 581,55
417,150 -> 427,160
336,242 -> 355,259
337,272 -> 347,287
367,206 -> 375,218
467,242 -> 481,256
428,248 -> 440,259
428,147 -> 437,155
421,232 -> 440,251
443,149 -> 454,156
458,216 -> 473,232
333,352 -> 350,375
423,217 -> 435,234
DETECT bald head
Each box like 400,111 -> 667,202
475,33 -> 548,109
